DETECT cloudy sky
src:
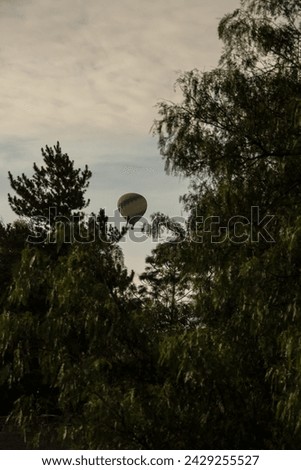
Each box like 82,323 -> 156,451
0,0 -> 240,276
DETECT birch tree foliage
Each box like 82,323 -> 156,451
153,0 -> 301,447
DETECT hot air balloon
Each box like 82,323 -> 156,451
117,193 -> 147,228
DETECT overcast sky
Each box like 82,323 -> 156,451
0,0 -> 240,276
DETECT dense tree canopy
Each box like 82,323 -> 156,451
152,0 -> 301,449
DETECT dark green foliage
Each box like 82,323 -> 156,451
0,220 -> 31,299
151,0 -> 301,449
1,0 -> 301,450
8,142 -> 92,220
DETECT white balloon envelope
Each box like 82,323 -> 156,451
117,193 -> 147,227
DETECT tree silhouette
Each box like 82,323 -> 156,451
8,142 -> 92,222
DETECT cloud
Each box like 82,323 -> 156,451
0,0 -> 240,139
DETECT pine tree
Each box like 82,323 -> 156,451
8,142 -> 92,222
